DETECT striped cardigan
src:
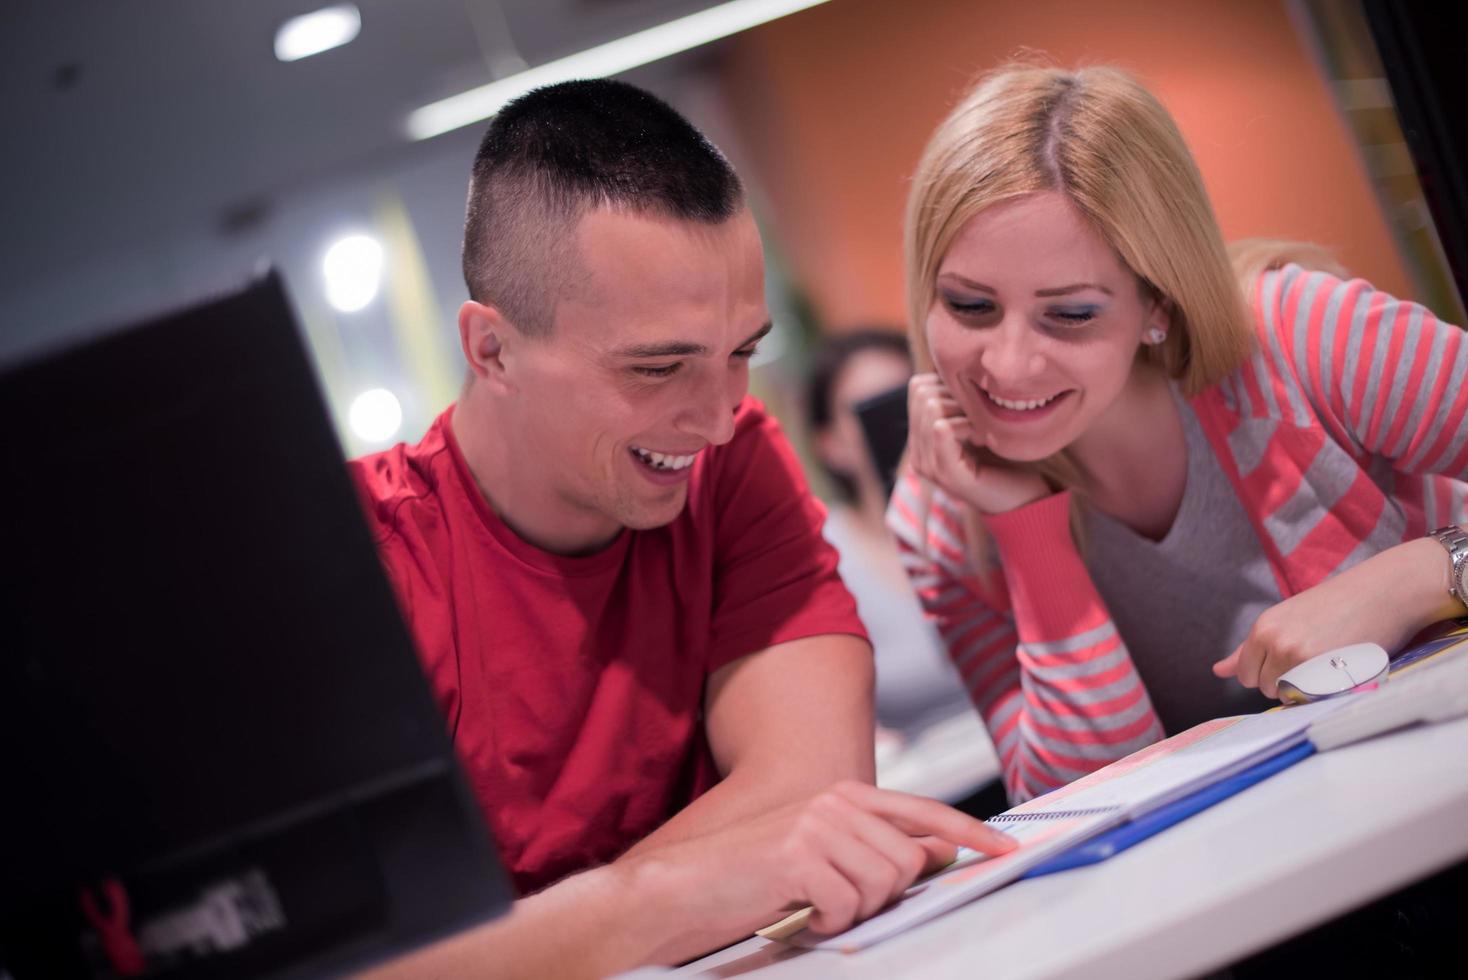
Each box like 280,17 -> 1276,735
889,264 -> 1468,802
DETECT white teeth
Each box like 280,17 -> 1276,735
631,446 -> 696,471
986,390 -> 1060,411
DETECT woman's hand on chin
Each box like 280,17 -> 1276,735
906,373 -> 1051,515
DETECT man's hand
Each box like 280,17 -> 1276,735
632,780 -> 1016,960
1213,537 -> 1466,698
361,783 -> 1015,979
906,373 -> 1049,515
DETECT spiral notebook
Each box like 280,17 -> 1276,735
778,696 -> 1358,952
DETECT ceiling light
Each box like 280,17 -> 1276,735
348,389 -> 403,444
322,233 -> 384,313
275,4 -> 362,63
406,0 -> 831,141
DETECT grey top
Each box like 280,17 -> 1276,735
1080,386 -> 1279,734
823,507 -> 975,739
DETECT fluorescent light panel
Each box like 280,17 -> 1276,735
275,4 -> 362,63
407,0 -> 831,141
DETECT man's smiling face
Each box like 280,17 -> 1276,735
500,206 -> 770,543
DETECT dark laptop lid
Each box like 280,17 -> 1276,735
0,270 -> 509,979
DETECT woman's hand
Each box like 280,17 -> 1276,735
1213,537 -> 1466,698
906,373 -> 1050,515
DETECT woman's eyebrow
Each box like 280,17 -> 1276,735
936,275 -> 1111,298
937,273 -> 996,293
1035,283 -> 1113,297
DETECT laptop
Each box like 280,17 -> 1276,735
0,270 -> 511,979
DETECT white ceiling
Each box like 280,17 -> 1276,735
0,0 -> 721,306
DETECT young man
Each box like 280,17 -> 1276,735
352,79 -> 1013,972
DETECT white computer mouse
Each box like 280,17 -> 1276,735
1275,642 -> 1390,704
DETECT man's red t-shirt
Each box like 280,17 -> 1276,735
349,397 -> 865,894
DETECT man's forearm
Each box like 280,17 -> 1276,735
621,741 -> 874,860
357,859 -> 686,979
622,635 -> 878,860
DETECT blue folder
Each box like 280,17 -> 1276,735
1019,739 -> 1316,878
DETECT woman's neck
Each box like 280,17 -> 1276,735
1068,363 -> 1188,541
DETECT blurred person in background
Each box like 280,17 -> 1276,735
890,62 -> 1468,807
806,331 -> 994,780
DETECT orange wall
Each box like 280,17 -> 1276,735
721,0 -> 1411,332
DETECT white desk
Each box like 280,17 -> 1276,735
676,713 -> 1468,979
875,710 -> 999,804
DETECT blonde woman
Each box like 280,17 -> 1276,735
889,64 -> 1468,804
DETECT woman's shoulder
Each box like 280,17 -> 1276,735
1206,263 -> 1379,413
1244,261 -> 1421,343
1247,261 -> 1347,329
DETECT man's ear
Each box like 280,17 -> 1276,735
458,300 -> 515,391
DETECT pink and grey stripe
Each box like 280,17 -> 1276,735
890,264 -> 1466,802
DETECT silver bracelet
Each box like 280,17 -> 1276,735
1427,525 -> 1468,611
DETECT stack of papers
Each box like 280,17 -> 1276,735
780,697 -> 1357,951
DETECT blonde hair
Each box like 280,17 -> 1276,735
906,62 -> 1255,395
1227,237 -> 1348,293
904,63 -> 1326,580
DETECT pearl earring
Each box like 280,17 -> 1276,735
1145,327 -> 1167,345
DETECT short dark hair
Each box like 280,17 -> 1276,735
805,329 -> 912,503
461,78 -> 744,334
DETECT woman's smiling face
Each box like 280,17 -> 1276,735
924,190 -> 1167,462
